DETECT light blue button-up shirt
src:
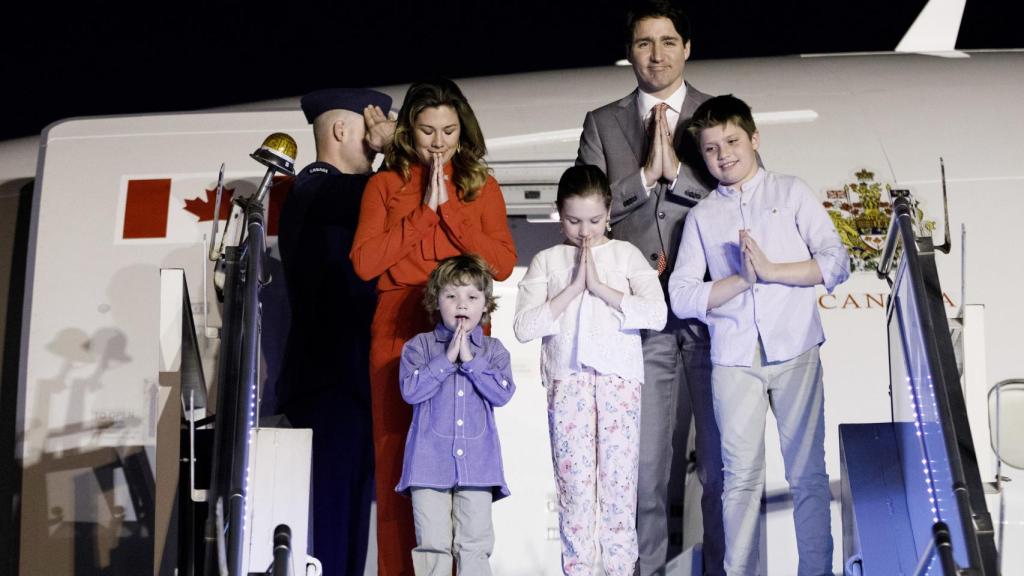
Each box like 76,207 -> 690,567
395,324 -> 515,499
668,169 -> 850,367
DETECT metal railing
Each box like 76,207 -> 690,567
878,194 -> 998,575
911,521 -> 958,576
202,198 -> 269,576
270,524 -> 292,576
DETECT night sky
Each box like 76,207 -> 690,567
5,1 -> 1023,141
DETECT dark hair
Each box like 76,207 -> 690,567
625,0 -> 691,47
386,78 -> 490,202
556,165 -> 613,212
688,94 -> 758,141
423,254 -> 498,325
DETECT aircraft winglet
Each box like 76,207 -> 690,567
896,0 -> 968,56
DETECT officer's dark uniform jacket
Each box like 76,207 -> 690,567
278,161 -> 377,412
276,160 -> 378,575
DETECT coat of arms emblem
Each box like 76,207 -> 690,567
823,169 -> 935,272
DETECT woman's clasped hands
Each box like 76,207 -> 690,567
423,152 -> 449,212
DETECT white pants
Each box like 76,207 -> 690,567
410,487 -> 494,576
712,343 -> 833,576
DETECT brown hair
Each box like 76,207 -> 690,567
556,164 -> 613,212
386,78 -> 490,202
625,0 -> 691,47
688,94 -> 758,141
423,254 -> 498,325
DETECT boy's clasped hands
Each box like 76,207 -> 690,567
710,226 -> 825,312
446,318 -> 475,364
738,229 -> 775,286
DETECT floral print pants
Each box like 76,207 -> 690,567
547,369 -> 642,576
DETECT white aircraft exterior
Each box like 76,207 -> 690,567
2,39 -> 1022,576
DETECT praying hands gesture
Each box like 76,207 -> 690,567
740,229 -> 823,286
547,236 -> 621,318
569,237 -> 588,296
446,318 -> 474,364
707,229 -> 826,312
423,152 -> 449,211
705,230 -> 762,311
643,103 -> 681,188
581,237 -> 625,310
583,237 -> 602,292
739,230 -> 759,286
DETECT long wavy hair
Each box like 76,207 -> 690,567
385,78 -> 490,202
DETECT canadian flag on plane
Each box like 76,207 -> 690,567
115,174 -> 292,243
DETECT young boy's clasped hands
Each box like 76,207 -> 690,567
740,228 -> 827,287
445,317 -> 475,364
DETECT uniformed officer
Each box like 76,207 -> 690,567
277,88 -> 395,576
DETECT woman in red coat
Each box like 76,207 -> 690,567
350,78 -> 516,576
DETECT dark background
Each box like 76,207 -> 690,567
5,1 -> 1023,141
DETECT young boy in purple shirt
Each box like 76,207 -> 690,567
395,254 -> 515,576
667,95 -> 850,575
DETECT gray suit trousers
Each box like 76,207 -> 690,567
636,316 -> 723,576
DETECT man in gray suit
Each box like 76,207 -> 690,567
576,2 -> 723,574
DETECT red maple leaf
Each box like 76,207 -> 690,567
184,187 -> 235,221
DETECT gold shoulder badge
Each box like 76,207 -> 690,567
822,169 -> 936,272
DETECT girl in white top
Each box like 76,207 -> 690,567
514,165 -> 667,576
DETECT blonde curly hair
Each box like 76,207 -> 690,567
423,254 -> 498,325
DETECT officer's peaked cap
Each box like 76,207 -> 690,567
300,88 -> 393,124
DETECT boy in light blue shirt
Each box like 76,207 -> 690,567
397,254 -> 516,575
668,95 -> 850,575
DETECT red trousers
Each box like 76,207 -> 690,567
369,288 -> 433,576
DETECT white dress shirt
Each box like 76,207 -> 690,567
514,239 -> 668,383
637,83 -> 687,193
638,82 -> 686,127
668,169 -> 850,367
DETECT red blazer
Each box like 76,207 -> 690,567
351,162 -> 517,291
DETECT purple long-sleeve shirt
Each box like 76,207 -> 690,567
395,323 -> 515,500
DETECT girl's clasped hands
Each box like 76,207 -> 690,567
567,235 -> 605,297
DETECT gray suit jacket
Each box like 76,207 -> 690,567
576,83 -> 716,281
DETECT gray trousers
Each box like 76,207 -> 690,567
713,343 -> 833,576
410,487 -> 494,576
636,317 -> 724,576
